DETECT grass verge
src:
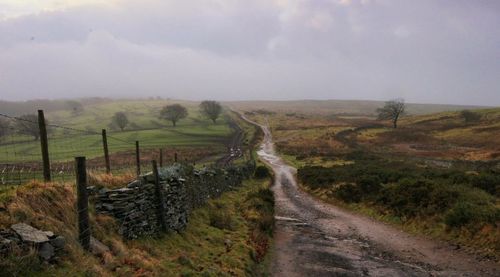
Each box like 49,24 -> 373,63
0,176 -> 274,276
300,182 -> 500,262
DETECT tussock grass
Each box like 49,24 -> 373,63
88,172 -> 136,189
0,177 -> 274,276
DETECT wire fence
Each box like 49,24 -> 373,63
0,110 -> 201,185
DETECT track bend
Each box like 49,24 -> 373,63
242,115 -> 500,277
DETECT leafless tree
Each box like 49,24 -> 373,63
377,99 -> 406,128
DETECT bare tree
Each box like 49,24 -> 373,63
199,100 -> 222,124
160,104 -> 188,127
0,118 -> 10,141
377,99 -> 406,128
111,112 -> 129,131
15,114 -> 40,140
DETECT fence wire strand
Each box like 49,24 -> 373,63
0,111 -> 138,184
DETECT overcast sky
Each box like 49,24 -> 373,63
0,0 -> 498,105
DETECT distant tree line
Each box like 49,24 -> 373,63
106,100 -> 223,131
159,100 -> 223,127
0,100 -> 224,141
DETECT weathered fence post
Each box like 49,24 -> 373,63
152,160 -> 167,232
159,149 -> 163,168
38,110 -> 51,182
135,141 -> 140,177
102,129 -> 110,174
75,157 -> 90,251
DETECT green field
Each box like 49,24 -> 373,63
0,99 -> 232,163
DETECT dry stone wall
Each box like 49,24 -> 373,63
94,162 -> 254,239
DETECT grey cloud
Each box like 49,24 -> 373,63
0,0 -> 499,105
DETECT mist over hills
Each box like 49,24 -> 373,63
1,98 -> 491,117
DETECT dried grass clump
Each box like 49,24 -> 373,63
88,172 -> 135,189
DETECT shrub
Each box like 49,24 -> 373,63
208,208 -> 235,230
298,166 -> 338,189
444,202 -> 475,228
445,202 -> 500,228
470,173 -> 500,196
460,110 -> 482,123
376,178 -> 473,217
358,176 -> 382,195
334,183 -> 362,203
298,157 -> 500,229
258,213 -> 275,235
254,166 -> 270,179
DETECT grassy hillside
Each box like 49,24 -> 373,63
242,105 -> 500,260
0,99 -> 232,163
357,108 -> 500,161
0,106 -> 273,276
228,99 -> 488,116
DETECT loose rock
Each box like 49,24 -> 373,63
38,242 -> 54,261
11,223 -> 49,244
50,236 -> 65,249
90,236 -> 110,256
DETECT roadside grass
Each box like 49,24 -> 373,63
356,128 -> 390,141
303,185 -> 500,260
0,176 -> 274,276
297,159 -> 500,260
280,153 -> 353,169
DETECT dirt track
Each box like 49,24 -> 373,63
244,116 -> 500,277
216,118 -> 244,167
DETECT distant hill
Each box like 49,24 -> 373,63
0,98 -> 113,116
227,99 -> 491,116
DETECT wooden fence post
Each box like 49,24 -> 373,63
102,129 -> 111,174
152,160 -> 167,232
174,152 -> 178,163
135,141 -> 140,177
38,110 -> 51,182
159,149 -> 163,168
75,157 -> 90,251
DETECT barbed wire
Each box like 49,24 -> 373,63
0,112 -> 134,145
0,111 -> 225,185
0,111 -> 142,184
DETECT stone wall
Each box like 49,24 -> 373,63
94,162 -> 255,239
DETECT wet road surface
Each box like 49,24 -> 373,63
245,117 -> 500,277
